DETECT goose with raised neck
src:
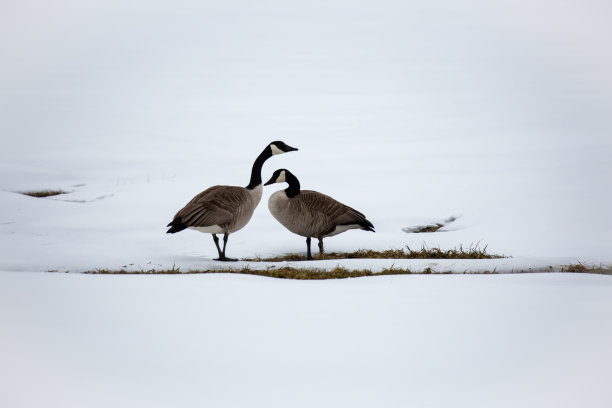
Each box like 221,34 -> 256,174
167,141 -> 298,261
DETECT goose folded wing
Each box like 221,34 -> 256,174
176,186 -> 244,227
300,190 -> 367,226
331,205 -> 369,226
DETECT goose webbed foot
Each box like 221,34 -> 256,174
214,256 -> 238,262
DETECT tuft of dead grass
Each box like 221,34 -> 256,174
21,190 -> 67,198
87,266 -> 382,279
85,265 -> 460,279
402,215 -> 458,233
244,244 -> 504,262
85,262 -> 509,279
66,260 -> 612,279
409,223 -> 444,233
563,263 -> 588,272
561,263 -> 612,275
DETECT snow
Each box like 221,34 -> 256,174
2,271 -> 612,408
1,1 -> 612,406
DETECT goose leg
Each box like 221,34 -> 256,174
219,232 -> 237,262
318,238 -> 324,258
212,234 -> 223,260
306,237 -> 312,260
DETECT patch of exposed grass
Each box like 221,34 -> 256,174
21,189 -> 67,198
77,263 -> 612,279
68,260 -> 612,279
561,263 -> 612,275
403,215 -> 458,233
85,264 -> 485,279
412,223 -> 444,233
244,244 -> 504,262
86,265 -> 406,279
563,263 -> 588,272
84,258 -> 509,279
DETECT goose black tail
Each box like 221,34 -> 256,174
166,217 -> 187,234
360,219 -> 375,233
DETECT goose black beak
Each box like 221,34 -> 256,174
285,145 -> 298,152
264,177 -> 276,186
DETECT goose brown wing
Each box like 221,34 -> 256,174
174,185 -> 248,227
296,190 -> 338,215
299,190 -> 374,232
331,204 -> 369,226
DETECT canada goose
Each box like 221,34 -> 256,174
167,141 -> 298,261
264,169 -> 374,260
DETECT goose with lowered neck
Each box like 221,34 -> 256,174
265,168 -> 375,260
167,141 -> 298,261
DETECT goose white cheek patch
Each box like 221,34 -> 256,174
270,144 -> 284,155
276,170 -> 286,183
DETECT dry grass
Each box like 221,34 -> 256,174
412,224 -> 444,233
21,190 -> 67,198
402,215 -> 458,233
80,262 -> 612,280
86,265 -> 409,279
561,263 -> 612,275
85,263 -> 504,279
77,249 -> 612,280
86,264 -> 493,279
563,263 -> 588,272
244,244 -> 504,262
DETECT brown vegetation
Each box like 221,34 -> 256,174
21,190 -> 67,198
244,244 -> 504,262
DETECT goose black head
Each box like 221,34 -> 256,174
269,141 -> 298,156
264,169 -> 288,185
264,169 -> 300,197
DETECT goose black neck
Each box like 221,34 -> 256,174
246,148 -> 272,190
284,171 -> 301,198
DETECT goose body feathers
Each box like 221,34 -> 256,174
268,189 -> 373,238
168,185 -> 262,235
265,169 -> 374,259
166,142 -> 297,261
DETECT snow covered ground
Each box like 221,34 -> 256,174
2,271 -> 612,408
1,1 -> 612,406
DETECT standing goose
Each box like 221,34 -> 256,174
167,142 -> 298,261
264,169 -> 374,260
